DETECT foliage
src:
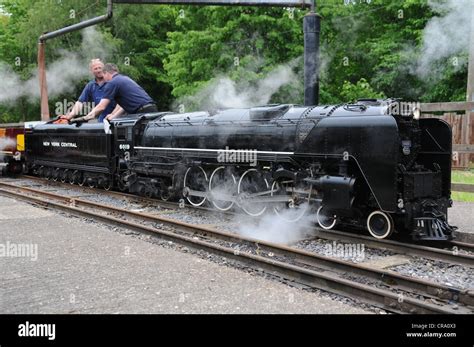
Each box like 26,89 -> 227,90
340,78 -> 385,102
0,0 -> 472,122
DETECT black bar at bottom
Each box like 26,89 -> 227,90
0,314 -> 472,346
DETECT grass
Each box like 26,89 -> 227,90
451,169 -> 474,202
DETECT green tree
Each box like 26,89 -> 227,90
0,0 -> 472,123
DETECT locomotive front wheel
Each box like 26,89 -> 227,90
367,211 -> 394,239
316,206 -> 337,230
209,166 -> 236,211
183,166 -> 208,207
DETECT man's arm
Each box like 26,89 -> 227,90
82,98 -> 111,121
64,83 -> 92,120
106,105 -> 126,120
63,101 -> 84,120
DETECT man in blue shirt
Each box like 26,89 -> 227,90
74,63 -> 157,123
63,59 -> 117,123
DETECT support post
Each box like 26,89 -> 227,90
303,10 -> 320,106
464,8 -> 474,167
38,42 -> 49,121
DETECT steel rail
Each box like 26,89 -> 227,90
0,183 -> 472,313
15,176 -> 474,260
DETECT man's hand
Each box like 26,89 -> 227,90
69,116 -> 87,125
52,115 -> 70,125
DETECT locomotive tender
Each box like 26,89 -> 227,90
24,99 -> 455,241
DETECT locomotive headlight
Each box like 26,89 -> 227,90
412,107 -> 421,120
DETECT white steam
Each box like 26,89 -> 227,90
0,64 -> 24,103
213,64 -> 294,108
0,137 -> 16,161
24,51 -> 88,99
0,27 -> 113,104
176,58 -> 302,111
414,0 -> 474,77
235,205 -> 317,245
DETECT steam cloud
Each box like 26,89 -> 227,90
234,204 -> 317,245
413,0 -> 474,78
0,27 -> 114,104
0,137 -> 16,161
175,57 -> 303,111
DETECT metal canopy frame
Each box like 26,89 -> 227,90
38,0 -> 318,121
112,0 -> 313,8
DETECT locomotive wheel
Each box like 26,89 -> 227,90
38,166 -> 45,178
60,169 -> 68,183
52,168 -> 60,181
271,179 -> 312,222
237,169 -> 269,217
160,189 -> 171,201
117,172 -> 129,192
367,211 -> 394,239
87,178 -> 96,189
316,206 -> 337,230
103,179 -> 112,191
209,166 -> 237,211
183,166 -> 208,207
44,167 -> 52,180
117,178 -> 128,192
78,174 -> 87,187
70,170 -> 80,185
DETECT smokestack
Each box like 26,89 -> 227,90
303,10 -> 320,106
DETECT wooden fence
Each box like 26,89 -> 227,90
421,102 -> 473,193
421,102 -> 473,169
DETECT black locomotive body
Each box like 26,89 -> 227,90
25,123 -> 115,188
25,99 -> 455,241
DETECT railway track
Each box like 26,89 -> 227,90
11,176 -> 474,262
0,178 -> 473,314
305,228 -> 474,266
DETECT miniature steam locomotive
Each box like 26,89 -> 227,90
23,99 -> 455,241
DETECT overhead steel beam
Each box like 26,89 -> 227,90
39,0 -> 113,42
112,0 -> 313,8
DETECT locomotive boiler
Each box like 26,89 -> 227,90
113,99 -> 454,241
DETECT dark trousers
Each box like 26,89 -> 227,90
136,104 -> 158,113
